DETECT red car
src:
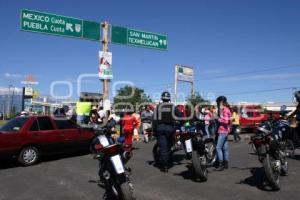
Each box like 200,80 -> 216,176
0,116 -> 95,166
239,105 -> 269,130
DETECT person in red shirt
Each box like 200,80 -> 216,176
121,111 -> 138,151
132,112 -> 141,141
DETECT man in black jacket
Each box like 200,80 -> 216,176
153,91 -> 182,172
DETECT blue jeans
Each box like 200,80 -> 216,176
209,120 -> 218,138
157,124 -> 175,166
216,134 -> 229,162
205,124 -> 210,138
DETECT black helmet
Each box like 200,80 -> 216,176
294,90 -> 300,100
161,91 -> 171,102
216,96 -> 227,104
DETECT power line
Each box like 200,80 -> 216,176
221,87 -> 298,96
136,64 -> 300,89
198,64 -> 300,81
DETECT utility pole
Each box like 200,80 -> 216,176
101,21 -> 110,112
174,65 -> 178,104
1,101 -> 5,120
11,86 -> 15,116
191,81 -> 195,96
21,87 -> 25,111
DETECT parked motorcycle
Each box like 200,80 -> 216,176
153,121 -> 216,181
251,121 -> 288,190
273,118 -> 295,158
180,122 -> 217,181
250,107 -> 296,158
90,126 -> 134,200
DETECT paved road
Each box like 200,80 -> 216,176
0,135 -> 300,200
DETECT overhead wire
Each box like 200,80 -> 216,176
137,64 -> 300,89
221,87 -> 298,96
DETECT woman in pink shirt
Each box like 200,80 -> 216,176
215,96 -> 232,171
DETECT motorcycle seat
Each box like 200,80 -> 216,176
204,138 -> 214,143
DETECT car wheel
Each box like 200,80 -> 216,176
18,146 -> 39,166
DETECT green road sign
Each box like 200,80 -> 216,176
111,26 -> 167,50
20,9 -> 100,41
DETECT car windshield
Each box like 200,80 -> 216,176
0,117 -> 29,132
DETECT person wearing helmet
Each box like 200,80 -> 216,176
287,91 -> 300,147
152,91 -> 182,172
215,96 -> 232,171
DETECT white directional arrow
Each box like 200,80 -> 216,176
159,39 -> 163,45
66,23 -> 74,32
75,24 -> 81,33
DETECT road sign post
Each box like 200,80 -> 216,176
101,22 -> 110,111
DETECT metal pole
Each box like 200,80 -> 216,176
11,86 -> 15,116
7,84 -> 12,118
2,102 -> 5,120
174,65 -> 177,104
191,81 -> 195,96
102,21 -> 109,103
22,87 -> 25,111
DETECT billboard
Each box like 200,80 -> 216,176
98,51 -> 113,80
24,87 -> 33,97
176,65 -> 194,82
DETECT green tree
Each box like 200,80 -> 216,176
186,92 -> 209,107
113,86 -> 152,112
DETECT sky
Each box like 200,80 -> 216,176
0,0 -> 300,104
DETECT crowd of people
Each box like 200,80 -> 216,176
19,90 -> 300,174
46,91 -> 244,173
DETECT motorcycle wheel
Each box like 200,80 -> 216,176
153,143 -> 161,166
205,141 -> 217,164
251,143 -> 257,154
192,150 -> 208,182
263,154 -> 280,190
284,139 -> 295,158
119,181 -> 134,200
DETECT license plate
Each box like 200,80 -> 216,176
185,139 -> 193,153
99,135 -> 110,147
111,155 -> 125,174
